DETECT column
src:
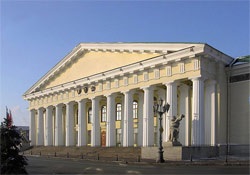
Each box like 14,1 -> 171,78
165,81 -> 177,142
91,97 -> 100,147
29,109 -> 36,146
106,93 -> 116,147
191,77 -> 205,145
45,105 -> 53,146
137,92 -> 144,147
179,84 -> 190,146
122,90 -> 134,147
210,80 -> 216,146
55,103 -> 63,146
78,99 -> 87,146
142,86 -> 154,147
66,101 -> 75,146
204,80 -> 217,146
37,107 -> 44,146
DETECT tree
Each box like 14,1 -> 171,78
0,110 -> 28,174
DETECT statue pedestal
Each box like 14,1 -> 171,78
141,141 -> 184,161
162,141 -> 183,160
163,141 -> 182,147
141,144 -> 221,161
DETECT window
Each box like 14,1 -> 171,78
88,107 -> 92,123
76,109 -> 78,124
101,105 -> 107,122
133,101 -> 138,119
143,72 -> 149,81
154,69 -> 160,79
133,74 -> 138,84
116,103 -> 122,121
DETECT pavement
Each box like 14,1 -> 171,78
25,154 -> 249,166
25,156 -> 250,175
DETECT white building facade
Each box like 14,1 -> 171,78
23,43 -> 238,148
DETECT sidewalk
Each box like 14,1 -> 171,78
25,154 -> 250,166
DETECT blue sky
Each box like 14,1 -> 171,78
0,0 -> 249,126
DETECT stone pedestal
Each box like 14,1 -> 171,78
141,145 -> 220,161
163,141 -> 182,147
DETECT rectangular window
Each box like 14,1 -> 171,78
114,79 -> 119,88
166,66 -> 172,76
124,77 -> 128,86
154,69 -> 160,79
143,72 -> 149,81
179,62 -> 185,73
88,108 -> 92,123
116,103 -> 122,121
88,130 -> 91,145
106,81 -> 111,90
101,106 -> 107,122
194,59 -> 200,70
133,101 -> 138,119
133,74 -> 138,84
116,129 -> 122,147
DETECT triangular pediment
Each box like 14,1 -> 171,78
24,42 -> 219,96
43,51 -> 160,89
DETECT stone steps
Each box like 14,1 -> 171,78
24,146 -> 141,161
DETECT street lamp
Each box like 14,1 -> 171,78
154,98 -> 170,163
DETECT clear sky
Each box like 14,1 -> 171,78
0,0 -> 249,126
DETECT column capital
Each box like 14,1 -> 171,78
30,108 -> 36,112
163,80 -> 176,86
121,89 -> 135,95
189,76 -> 204,81
77,98 -> 87,103
179,83 -> 190,90
90,96 -> 101,101
141,85 -> 154,91
45,105 -> 54,110
104,92 -> 115,98
38,107 -> 45,112
66,101 -> 75,106
55,103 -> 64,108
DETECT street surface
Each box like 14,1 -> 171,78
26,156 -> 249,174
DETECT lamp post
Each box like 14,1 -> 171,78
154,98 -> 170,163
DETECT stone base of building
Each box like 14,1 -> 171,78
141,145 -> 222,161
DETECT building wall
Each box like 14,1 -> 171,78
229,79 -> 250,145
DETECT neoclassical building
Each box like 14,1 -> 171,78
23,43 -> 246,150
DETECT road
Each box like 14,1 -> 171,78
26,156 -> 249,174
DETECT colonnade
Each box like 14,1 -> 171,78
29,78 -> 217,147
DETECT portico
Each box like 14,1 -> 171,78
23,43 -> 233,148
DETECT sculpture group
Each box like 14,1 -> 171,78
168,114 -> 185,145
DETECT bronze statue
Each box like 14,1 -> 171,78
169,114 -> 185,143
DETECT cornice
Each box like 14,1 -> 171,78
203,44 -> 233,64
228,62 -> 250,76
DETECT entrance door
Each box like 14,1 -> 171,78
101,131 -> 106,147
